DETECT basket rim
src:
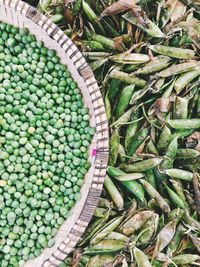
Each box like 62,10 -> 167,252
0,1 -> 109,266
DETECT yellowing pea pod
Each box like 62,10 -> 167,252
140,180 -> 171,213
109,129 -> 120,166
133,247 -> 152,267
90,216 -> 124,245
123,11 -> 164,38
149,45 -> 195,59
174,97 -> 188,119
120,158 -> 163,173
174,68 -> 200,94
109,53 -> 150,64
167,119 -> 200,129
172,254 -> 200,265
86,254 -> 115,267
115,85 -> 135,119
157,61 -> 198,78
153,219 -> 177,257
135,56 -> 171,75
118,210 -> 155,236
109,70 -> 147,87
84,239 -> 125,255
165,168 -> 193,182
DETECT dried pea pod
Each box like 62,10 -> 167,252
109,129 -> 120,166
86,254 -> 115,267
135,56 -> 171,75
172,254 -> 200,265
120,158 -> 163,173
149,45 -> 195,59
174,68 -> 200,94
157,125 -> 171,153
133,247 -> 152,267
115,85 -> 135,119
104,176 -> 124,210
158,61 -> 198,78
84,239 -> 125,255
174,97 -> 188,119
140,180 -> 171,213
127,127 -> 149,157
167,119 -> 200,129
165,169 -> 193,182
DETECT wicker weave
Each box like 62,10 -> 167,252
0,1 -> 109,266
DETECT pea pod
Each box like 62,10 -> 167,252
167,224 -> 185,254
107,166 -> 145,201
161,137 -> 178,170
158,61 -> 198,78
149,45 -> 195,59
133,247 -> 152,267
172,254 -> 200,265
174,97 -> 188,119
86,254 -> 115,267
105,93 -> 111,122
120,158 -> 163,173
127,127 -> 149,156
146,140 -> 159,156
157,125 -> 171,153
165,185 -> 186,209
168,119 -> 200,129
109,129 -> 120,166
109,70 -> 147,87
104,176 -> 124,210
37,0 -> 52,13
174,68 -> 200,94
109,53 -> 150,64
111,106 -> 136,128
165,169 -> 193,182
145,169 -> 157,189
135,56 -> 171,75
115,85 -> 135,119
84,239 -> 125,255
140,180 -> 171,213
170,179 -> 190,211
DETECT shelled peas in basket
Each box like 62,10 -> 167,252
0,21 -> 95,266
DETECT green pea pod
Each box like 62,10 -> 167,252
146,140 -> 159,156
127,127 -> 149,157
172,129 -> 194,139
140,179 -> 171,213
135,56 -> 171,75
107,79 -> 121,100
183,212 -> 200,230
91,34 -> 116,51
125,110 -> 139,152
177,148 -> 200,158
84,239 -> 125,255
172,254 -> 200,265
145,169 -> 157,189
109,70 -> 147,87
105,93 -> 111,123
157,125 -> 171,153
109,129 -> 120,166
167,119 -> 200,129
167,224 -> 185,254
118,144 -> 126,164
37,0 -> 52,13
82,0 -> 105,35
170,179 -> 190,211
50,14 -> 64,24
111,106 -> 136,128
107,166 -> 145,201
90,58 -> 108,71
174,97 -> 188,119
133,247 -> 152,267
149,45 -> 195,59
94,207 -> 109,218
123,12 -> 164,38
165,169 -> 193,181
83,40 -> 105,51
158,61 -> 198,78
115,85 -> 135,119
161,137 -> 178,170
120,158 -> 163,173
165,185 -> 186,209
86,254 -> 115,267
104,176 -> 124,210
90,216 -> 124,245
72,0 -> 82,16
174,68 -> 200,94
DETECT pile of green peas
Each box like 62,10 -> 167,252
0,21 -> 95,266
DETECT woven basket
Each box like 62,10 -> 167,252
0,1 -> 109,266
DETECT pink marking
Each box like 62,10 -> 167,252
92,149 -> 97,157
